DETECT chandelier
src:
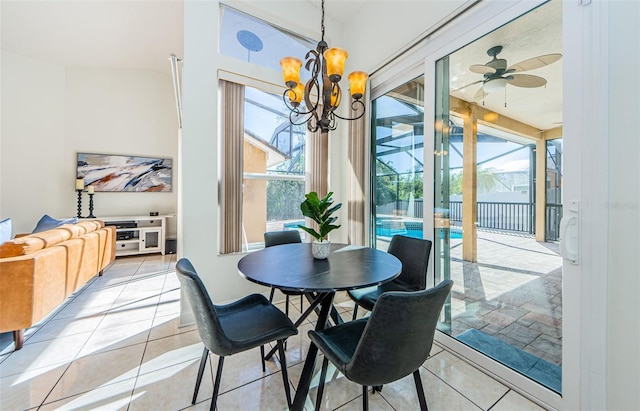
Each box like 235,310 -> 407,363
279,0 -> 368,133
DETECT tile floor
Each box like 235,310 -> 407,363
1,254 -> 548,410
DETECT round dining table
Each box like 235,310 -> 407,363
237,242 -> 402,410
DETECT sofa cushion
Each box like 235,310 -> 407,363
32,215 -> 78,234
0,220 -> 106,258
0,228 -> 73,258
0,218 -> 11,243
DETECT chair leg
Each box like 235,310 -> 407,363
277,339 -> 293,408
352,305 -> 359,320
300,294 -> 304,313
362,386 -> 369,411
315,357 -> 329,411
260,345 -> 266,372
413,369 -> 429,411
211,356 -> 225,411
285,295 -> 290,316
193,347 -> 209,404
269,287 -> 276,302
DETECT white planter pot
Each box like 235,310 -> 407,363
312,240 -> 331,259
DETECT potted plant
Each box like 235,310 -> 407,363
298,191 -> 342,259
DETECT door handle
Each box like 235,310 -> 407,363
560,200 -> 580,265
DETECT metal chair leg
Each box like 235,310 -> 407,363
352,305 -> 359,320
285,295 -> 290,316
193,347 -> 209,404
277,339 -> 293,408
315,357 -> 330,411
260,345 -> 266,372
363,385 -> 369,411
269,287 -> 276,302
413,369 -> 429,411
211,356 -> 225,411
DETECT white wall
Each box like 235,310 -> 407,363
1,51 -> 67,234
66,68 -> 178,225
0,51 -> 178,235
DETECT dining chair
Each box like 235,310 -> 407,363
264,230 -> 305,316
309,279 -> 453,411
175,258 -> 298,410
348,234 -> 432,320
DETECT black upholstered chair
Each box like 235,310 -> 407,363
309,279 -> 453,411
348,235 -> 432,320
264,230 -> 304,316
175,258 -> 298,410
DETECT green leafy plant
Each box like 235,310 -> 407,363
298,191 -> 342,242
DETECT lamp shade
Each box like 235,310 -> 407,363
348,71 -> 368,100
286,83 -> 304,106
483,78 -> 508,93
323,48 -> 348,83
280,57 -> 303,89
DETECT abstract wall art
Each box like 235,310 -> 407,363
77,153 -> 172,192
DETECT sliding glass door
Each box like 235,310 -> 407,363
433,0 -> 563,401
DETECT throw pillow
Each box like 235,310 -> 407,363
0,218 -> 11,243
32,214 -> 78,234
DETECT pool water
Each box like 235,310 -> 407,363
375,221 -> 462,240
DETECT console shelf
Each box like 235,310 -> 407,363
99,215 -> 168,257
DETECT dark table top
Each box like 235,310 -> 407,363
237,243 -> 402,293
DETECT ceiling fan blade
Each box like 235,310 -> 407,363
469,64 -> 496,75
452,80 -> 483,92
473,86 -> 487,101
508,74 -> 547,88
508,53 -> 562,73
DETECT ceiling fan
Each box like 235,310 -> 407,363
457,45 -> 562,101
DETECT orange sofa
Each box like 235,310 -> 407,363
0,220 -> 115,349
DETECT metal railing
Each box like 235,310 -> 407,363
449,201 -> 562,240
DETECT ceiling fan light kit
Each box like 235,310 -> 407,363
483,78 -> 509,93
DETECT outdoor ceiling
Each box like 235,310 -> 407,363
449,1 -> 563,132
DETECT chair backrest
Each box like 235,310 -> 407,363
387,235 -> 432,291
264,230 -> 302,248
175,258 -> 235,355
346,279 -> 453,387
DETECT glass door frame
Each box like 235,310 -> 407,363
423,1 -> 566,409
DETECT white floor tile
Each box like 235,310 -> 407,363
490,390 -> 547,411
39,377 -> 136,410
45,343 -> 145,403
0,253 -> 555,411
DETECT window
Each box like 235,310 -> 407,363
242,86 -> 307,251
220,5 -> 315,81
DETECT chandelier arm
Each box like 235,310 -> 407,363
281,91 -> 317,118
332,100 -> 367,121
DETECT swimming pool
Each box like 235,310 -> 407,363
375,218 -> 462,240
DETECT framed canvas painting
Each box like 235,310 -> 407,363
77,153 -> 172,192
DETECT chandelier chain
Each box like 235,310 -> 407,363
320,0 -> 325,41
